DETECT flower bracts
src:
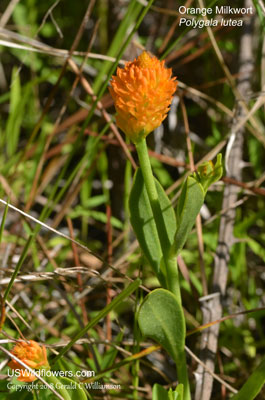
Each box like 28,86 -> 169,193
109,51 -> 177,143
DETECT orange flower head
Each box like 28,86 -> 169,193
8,340 -> 49,382
109,51 -> 177,143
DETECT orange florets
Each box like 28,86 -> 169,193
109,51 -> 177,143
8,340 -> 49,382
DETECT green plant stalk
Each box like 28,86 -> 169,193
135,138 -> 180,302
175,350 -> 190,400
135,139 -> 190,399
123,141 -> 132,249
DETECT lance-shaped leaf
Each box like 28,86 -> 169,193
174,176 -> 204,255
129,169 -> 177,286
174,154 -> 223,255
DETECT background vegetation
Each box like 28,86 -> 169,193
0,0 -> 264,399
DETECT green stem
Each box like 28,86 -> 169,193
135,138 -> 190,400
124,139 -> 132,249
176,350 -> 191,400
135,138 -> 181,302
135,139 -> 159,205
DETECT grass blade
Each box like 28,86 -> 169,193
51,279 -> 141,365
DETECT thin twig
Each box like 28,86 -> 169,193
185,346 -> 237,394
0,0 -> 20,28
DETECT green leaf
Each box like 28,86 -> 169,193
6,68 -> 21,156
230,357 -> 265,400
247,239 -> 265,262
84,195 -> 108,208
129,169 -> 177,286
169,385 -> 184,400
5,69 -> 33,157
152,383 -> 184,400
151,157 -> 173,187
174,176 -> 204,254
152,383 -> 168,399
69,208 -> 123,229
138,289 -> 185,364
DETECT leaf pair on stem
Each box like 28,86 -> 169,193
129,137 -> 222,400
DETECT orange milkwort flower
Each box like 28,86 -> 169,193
8,340 -> 49,382
109,51 -> 177,143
